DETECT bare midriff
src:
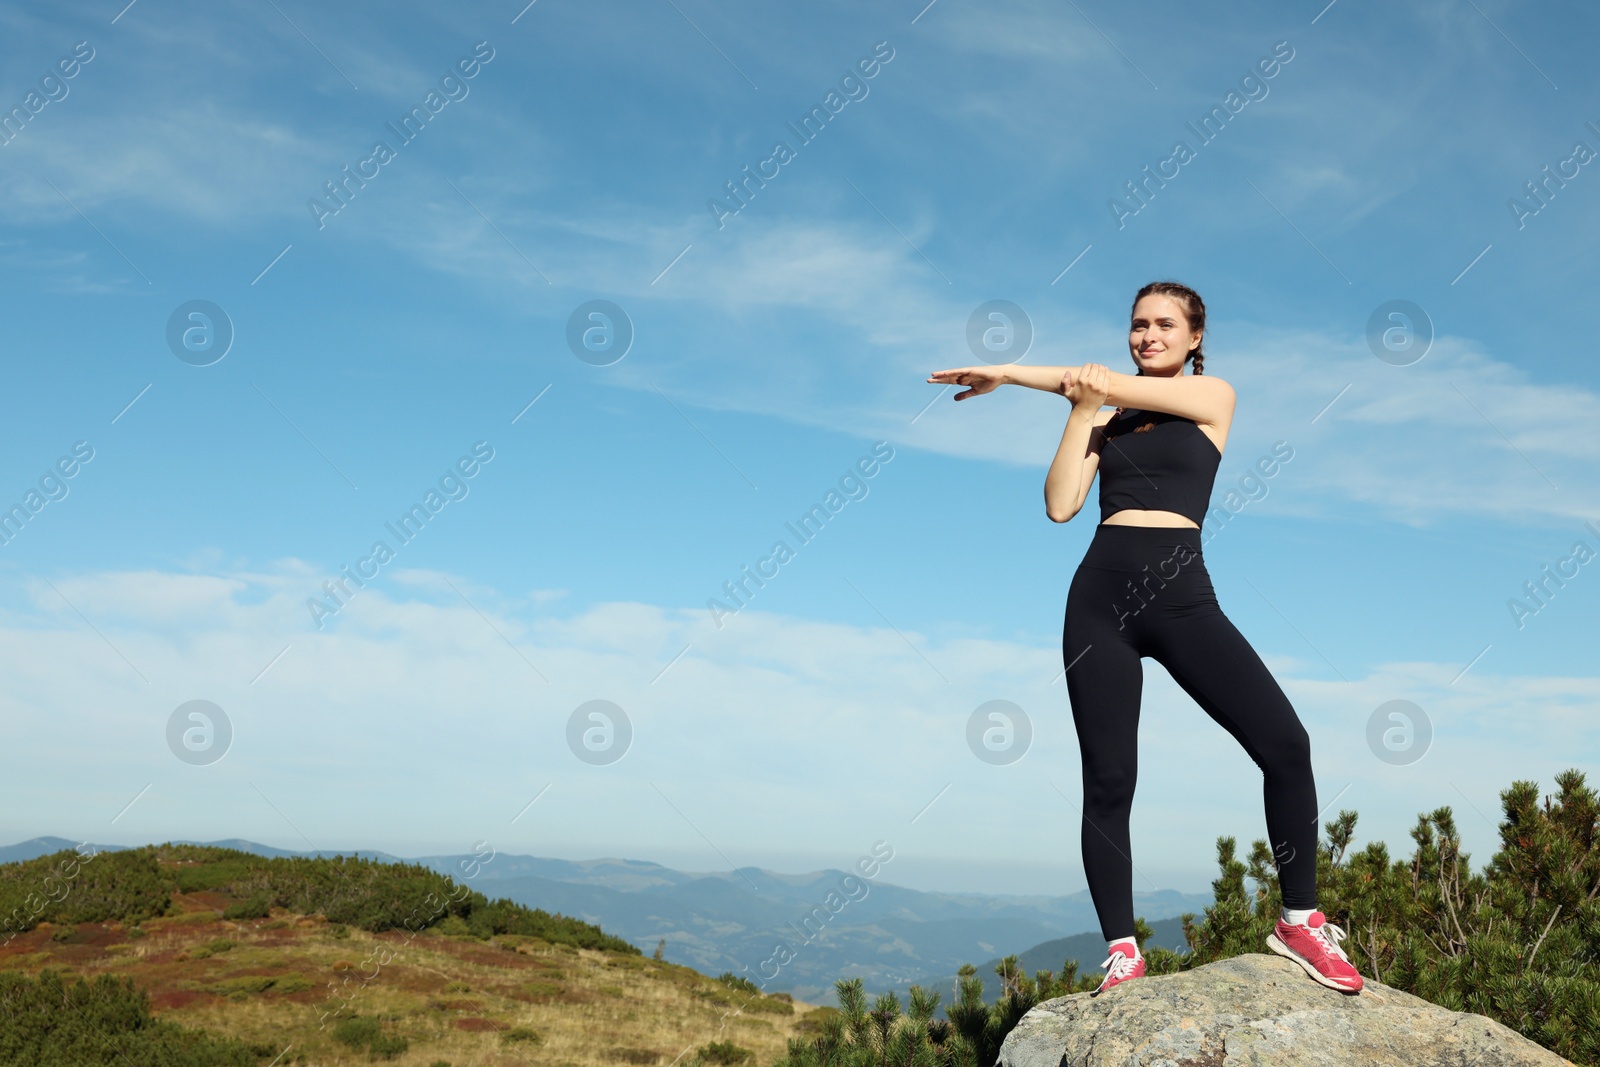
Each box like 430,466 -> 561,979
1101,509 -> 1199,529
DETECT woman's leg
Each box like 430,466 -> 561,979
1064,563 -> 1147,942
1142,563 -> 1321,910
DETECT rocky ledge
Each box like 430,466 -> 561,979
996,952 -> 1576,1067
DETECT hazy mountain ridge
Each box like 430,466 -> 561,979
3,837 -> 1212,1004
907,915 -> 1195,1002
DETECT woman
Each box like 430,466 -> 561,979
927,281 -> 1362,997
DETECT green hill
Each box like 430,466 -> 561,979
0,842 -> 810,1065
2,767 -> 1597,1066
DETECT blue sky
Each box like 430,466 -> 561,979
0,0 -> 1596,902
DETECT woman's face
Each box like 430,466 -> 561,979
1128,293 -> 1200,375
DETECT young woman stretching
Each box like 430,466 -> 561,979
927,281 -> 1362,997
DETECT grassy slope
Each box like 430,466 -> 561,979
1,885 -> 824,1067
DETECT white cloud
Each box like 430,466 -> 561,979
1,0 -> 1594,541
0,101 -> 332,228
365,195 -> 1600,530
0,565 -> 1592,893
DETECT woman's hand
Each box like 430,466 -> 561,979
926,365 -> 1006,401
1061,362 -> 1110,409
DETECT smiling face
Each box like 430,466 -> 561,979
1128,293 -> 1201,376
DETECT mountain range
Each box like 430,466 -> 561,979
2,836 -> 1212,1004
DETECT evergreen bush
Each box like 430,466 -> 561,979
775,769 -> 1600,1067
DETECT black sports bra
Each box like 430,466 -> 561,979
1097,408 -> 1222,526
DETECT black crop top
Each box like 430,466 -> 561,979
1097,408 -> 1222,525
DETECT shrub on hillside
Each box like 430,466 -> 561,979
776,768 -> 1600,1067
777,981 -> 986,1067
221,894 -> 270,920
456,895 -> 636,952
1162,768 -> 1600,1065
332,1015 -> 407,1060
0,843 -> 635,958
0,969 -> 271,1066
191,938 -> 234,959
695,1040 -> 753,1065
433,914 -> 471,936
501,1027 -> 542,1045
0,848 -> 169,938
716,972 -> 761,996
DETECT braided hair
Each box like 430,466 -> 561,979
1114,280 -> 1207,426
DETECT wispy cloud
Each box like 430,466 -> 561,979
1,565 -> 1589,882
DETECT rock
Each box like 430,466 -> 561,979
996,952 -> 1577,1067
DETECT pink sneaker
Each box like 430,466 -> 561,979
1266,910 -> 1363,993
1090,938 -> 1145,996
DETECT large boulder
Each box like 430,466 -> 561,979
996,952 -> 1576,1066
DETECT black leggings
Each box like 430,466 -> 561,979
1063,523 -> 1318,941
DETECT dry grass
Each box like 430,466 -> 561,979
0,889 -> 823,1067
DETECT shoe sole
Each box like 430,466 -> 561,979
1265,933 -> 1362,993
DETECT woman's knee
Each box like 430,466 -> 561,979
1083,766 -> 1138,812
1262,720 -> 1312,773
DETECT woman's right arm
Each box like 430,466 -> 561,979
1045,404 -> 1114,523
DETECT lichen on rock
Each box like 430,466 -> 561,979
997,953 -> 1577,1067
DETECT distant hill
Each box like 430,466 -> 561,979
0,836 -> 401,866
907,914 -> 1194,1002
0,841 -> 816,1066
3,838 -> 1214,1007
0,836 -> 126,865
404,853 -> 1210,1004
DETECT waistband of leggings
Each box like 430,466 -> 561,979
1079,522 -> 1205,569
